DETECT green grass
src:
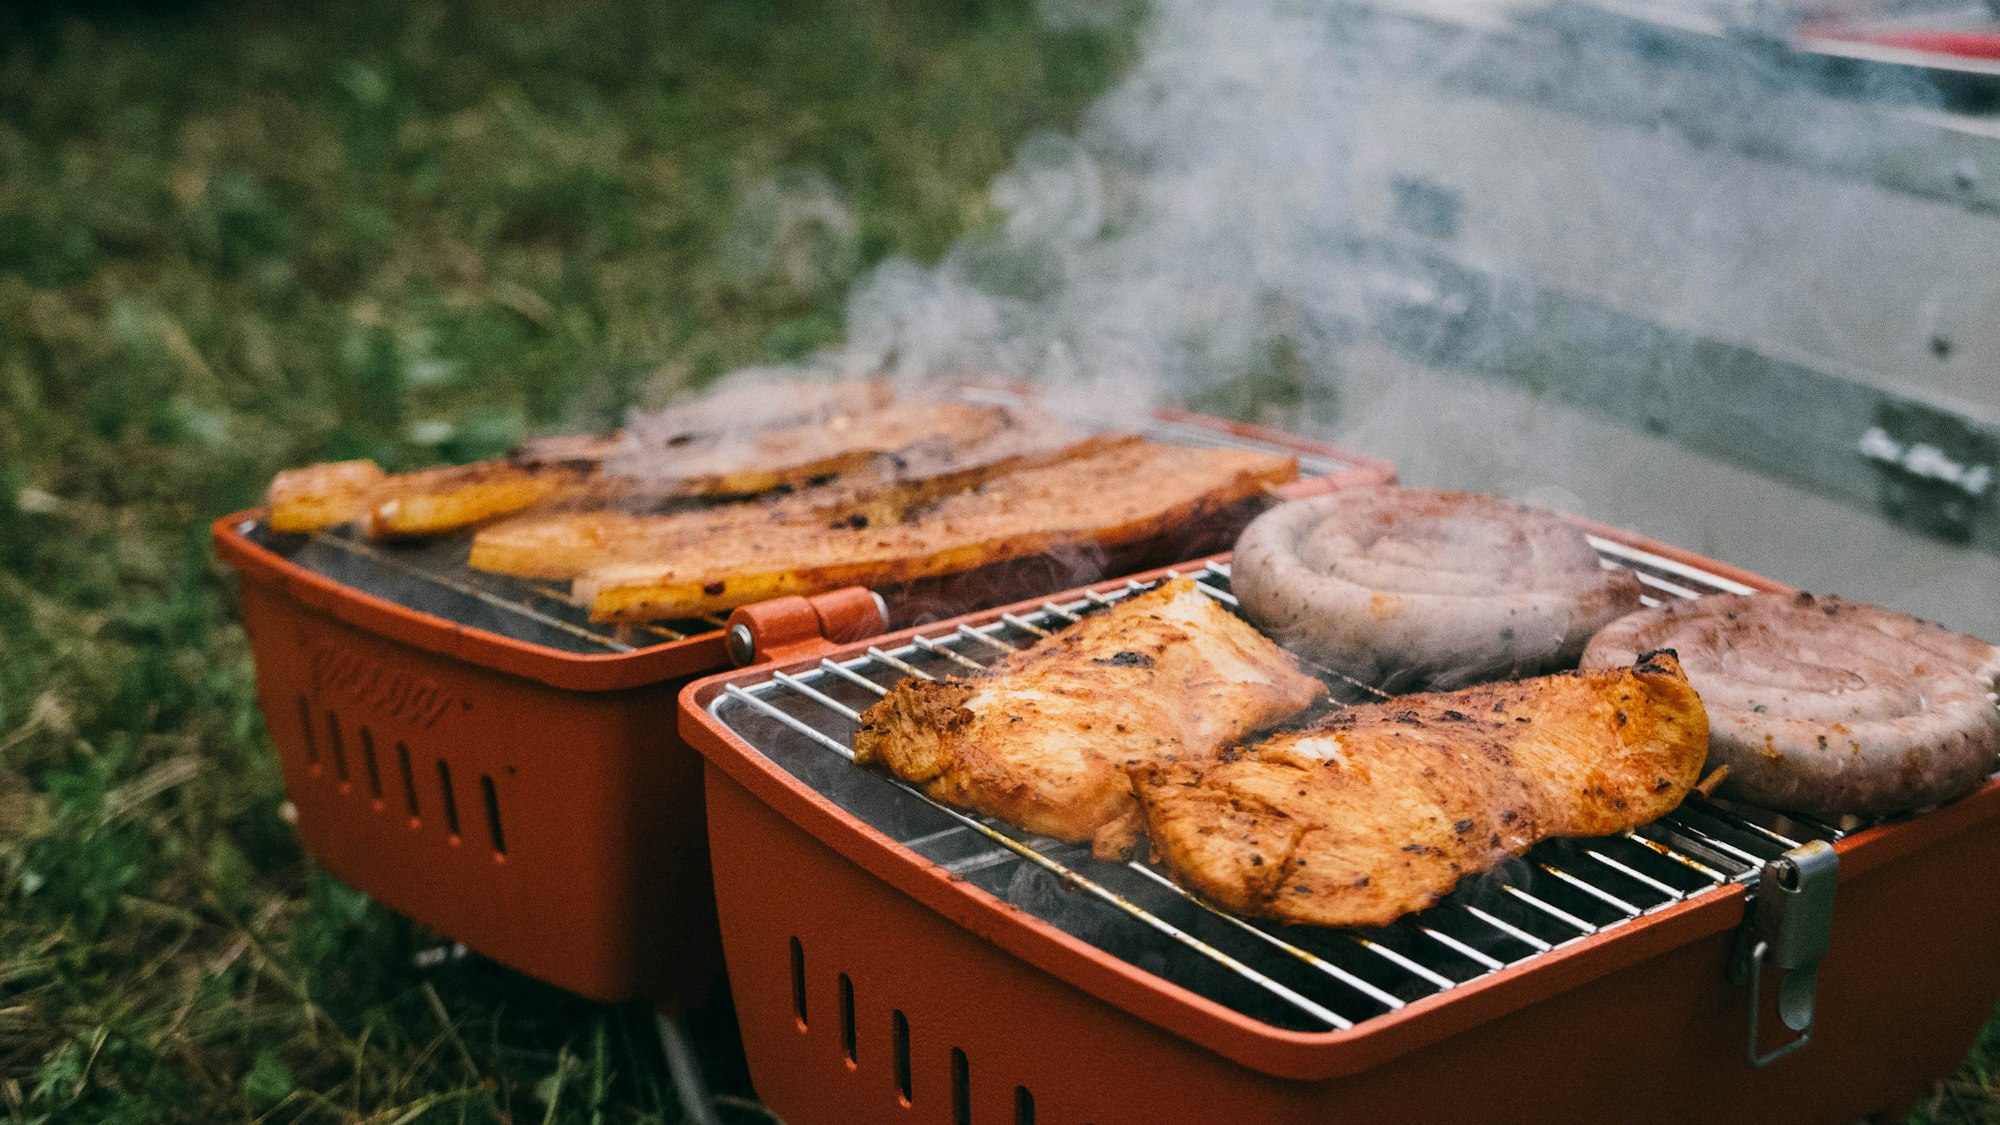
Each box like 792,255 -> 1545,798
0,1 -> 1128,1119
1,1 -> 1996,1122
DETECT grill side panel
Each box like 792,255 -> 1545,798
708,763 -> 2000,1123
236,578 -> 721,1007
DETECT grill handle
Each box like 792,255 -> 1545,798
725,588 -> 890,667
1730,839 -> 1839,1068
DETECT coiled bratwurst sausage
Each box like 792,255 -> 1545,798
1232,488 -> 1643,690
1583,593 -> 2000,818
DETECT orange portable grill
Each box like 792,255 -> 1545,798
679,535 -> 2000,1123
213,392 -> 1393,1007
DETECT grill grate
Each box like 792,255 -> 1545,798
244,398 -> 1366,654
248,521 -> 722,653
708,555 -> 1857,1034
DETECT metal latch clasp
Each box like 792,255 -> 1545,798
1729,840 -> 1838,1067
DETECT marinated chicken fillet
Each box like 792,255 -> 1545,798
574,441 -> 1298,621
854,577 -> 1325,854
470,416 -> 1128,580
1234,489 -> 1641,691
1135,652 -> 1708,928
1585,593 -> 2000,817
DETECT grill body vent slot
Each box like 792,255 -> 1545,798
360,727 -> 383,802
790,937 -> 807,1028
839,972 -> 857,1064
436,759 -> 460,837
893,1010 -> 912,1104
951,1048 -> 970,1124
326,712 -> 349,783
296,696 -> 319,766
396,742 -> 419,818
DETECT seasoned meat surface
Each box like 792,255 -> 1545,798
1134,652 -> 1707,928
361,463 -> 583,540
854,577 -> 1325,854
469,419 -> 1129,580
617,378 -> 893,455
1585,593 -> 2000,817
1234,489 -> 1641,691
605,399 -> 1017,497
575,441 -> 1297,622
257,381 -> 954,538
509,432 -> 631,469
267,459 -> 386,533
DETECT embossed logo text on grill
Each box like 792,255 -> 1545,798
307,644 -> 461,728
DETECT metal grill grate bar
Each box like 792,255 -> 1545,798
309,532 -> 636,652
1586,536 -> 1759,596
1122,862 -> 1411,1011
720,676 -> 1357,1030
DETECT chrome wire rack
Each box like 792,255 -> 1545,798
708,554 -> 1855,1034
248,520 -> 723,654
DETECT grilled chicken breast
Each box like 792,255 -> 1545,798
574,441 -> 1298,622
854,577 -> 1325,854
1134,652 -> 1708,928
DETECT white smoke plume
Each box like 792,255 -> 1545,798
640,0 -> 2000,635
835,0 -> 1377,427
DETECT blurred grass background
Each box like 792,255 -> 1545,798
0,0 -> 1994,1122
0,1 -> 1130,1119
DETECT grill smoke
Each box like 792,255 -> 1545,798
723,0 -> 1957,423
657,0 -> 2000,638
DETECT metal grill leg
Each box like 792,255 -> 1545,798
656,1012 -> 725,1125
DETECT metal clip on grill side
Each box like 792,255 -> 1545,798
1731,840 -> 1838,1067
725,588 -> 891,667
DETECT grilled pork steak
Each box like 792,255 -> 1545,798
267,459 -> 386,533
1133,653 -> 1708,928
615,378 -> 893,458
1233,489 -> 1642,691
361,463 -> 585,540
604,399 -> 1018,497
854,577 -> 1325,856
574,441 -> 1298,622
1584,593 -> 2000,817
469,417 -> 1128,580
259,382 -> 967,537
